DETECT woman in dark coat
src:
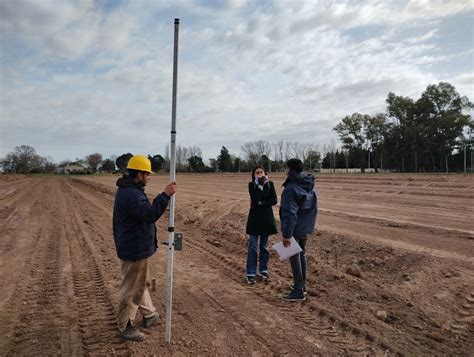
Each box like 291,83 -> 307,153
245,165 -> 278,284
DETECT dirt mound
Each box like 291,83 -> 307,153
0,174 -> 27,182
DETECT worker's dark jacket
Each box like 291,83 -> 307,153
279,171 -> 317,239
113,175 -> 169,261
246,181 -> 278,236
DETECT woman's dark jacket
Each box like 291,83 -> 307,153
245,180 -> 278,236
113,175 -> 169,261
279,171 -> 317,239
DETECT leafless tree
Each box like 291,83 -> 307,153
85,153 -> 103,172
241,142 -> 260,166
188,146 -> 202,158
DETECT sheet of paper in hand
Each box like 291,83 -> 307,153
272,237 -> 302,261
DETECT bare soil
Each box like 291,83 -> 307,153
0,173 -> 473,356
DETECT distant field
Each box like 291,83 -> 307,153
0,173 -> 473,355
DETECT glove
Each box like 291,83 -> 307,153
259,175 -> 269,186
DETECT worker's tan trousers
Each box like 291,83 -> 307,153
117,258 -> 156,331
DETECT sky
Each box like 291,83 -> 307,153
1,0 -> 473,163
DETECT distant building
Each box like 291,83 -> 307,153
64,164 -> 86,174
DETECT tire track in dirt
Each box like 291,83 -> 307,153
0,179 -> 41,228
183,231 -> 401,356
66,178 -> 300,354
58,179 -> 131,356
69,175 -> 473,355
69,178 -> 374,355
1,179 -> 73,356
450,290 -> 474,342
172,186 -> 474,236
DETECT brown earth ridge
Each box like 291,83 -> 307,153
0,173 -> 473,356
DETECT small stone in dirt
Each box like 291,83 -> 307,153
402,273 -> 411,281
426,332 -> 443,342
407,302 -> 413,307
375,310 -> 388,322
373,258 -> 383,266
381,294 -> 389,300
346,265 -> 362,278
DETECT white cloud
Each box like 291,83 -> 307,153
1,0 -> 473,161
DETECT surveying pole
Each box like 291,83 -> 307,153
165,18 -> 180,344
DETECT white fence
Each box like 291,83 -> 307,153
319,168 -> 377,174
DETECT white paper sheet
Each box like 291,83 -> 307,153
272,237 -> 303,261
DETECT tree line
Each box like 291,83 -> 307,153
2,82 -> 472,174
330,82 -> 473,172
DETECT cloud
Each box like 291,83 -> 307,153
1,0 -> 473,162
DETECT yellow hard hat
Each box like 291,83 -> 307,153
127,155 -> 152,173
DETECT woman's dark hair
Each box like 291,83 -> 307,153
127,169 -> 141,178
251,165 -> 266,180
286,158 -> 303,173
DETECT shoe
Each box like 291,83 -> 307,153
283,290 -> 307,302
259,272 -> 269,280
118,321 -> 145,342
290,284 -> 307,296
142,313 -> 160,328
246,276 -> 255,285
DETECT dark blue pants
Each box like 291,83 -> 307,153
289,235 -> 307,294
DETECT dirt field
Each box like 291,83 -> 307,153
0,172 -> 473,356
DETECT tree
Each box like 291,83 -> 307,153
188,155 -> 205,172
233,157 -> 242,172
416,82 -> 472,170
217,146 -> 233,172
385,92 -> 420,171
116,153 -> 133,173
101,159 -> 116,173
208,158 -> 218,172
148,154 -> 165,172
304,150 -> 321,171
334,113 -> 370,170
85,153 -> 103,173
241,140 -> 270,167
0,145 -> 41,174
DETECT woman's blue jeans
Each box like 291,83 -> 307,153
246,235 -> 269,277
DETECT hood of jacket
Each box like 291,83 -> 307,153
116,174 -> 144,191
283,171 -> 314,191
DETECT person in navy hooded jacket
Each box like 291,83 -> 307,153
113,155 -> 177,342
279,158 -> 317,302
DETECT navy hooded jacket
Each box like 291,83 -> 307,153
113,175 -> 169,261
279,171 -> 318,239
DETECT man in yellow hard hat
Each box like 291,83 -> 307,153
113,155 -> 177,342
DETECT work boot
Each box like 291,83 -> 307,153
290,284 -> 307,296
283,290 -> 307,302
142,313 -> 160,328
118,321 -> 145,342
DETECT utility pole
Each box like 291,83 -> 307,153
465,143 -> 473,173
415,152 -> 417,173
165,18 -> 180,344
